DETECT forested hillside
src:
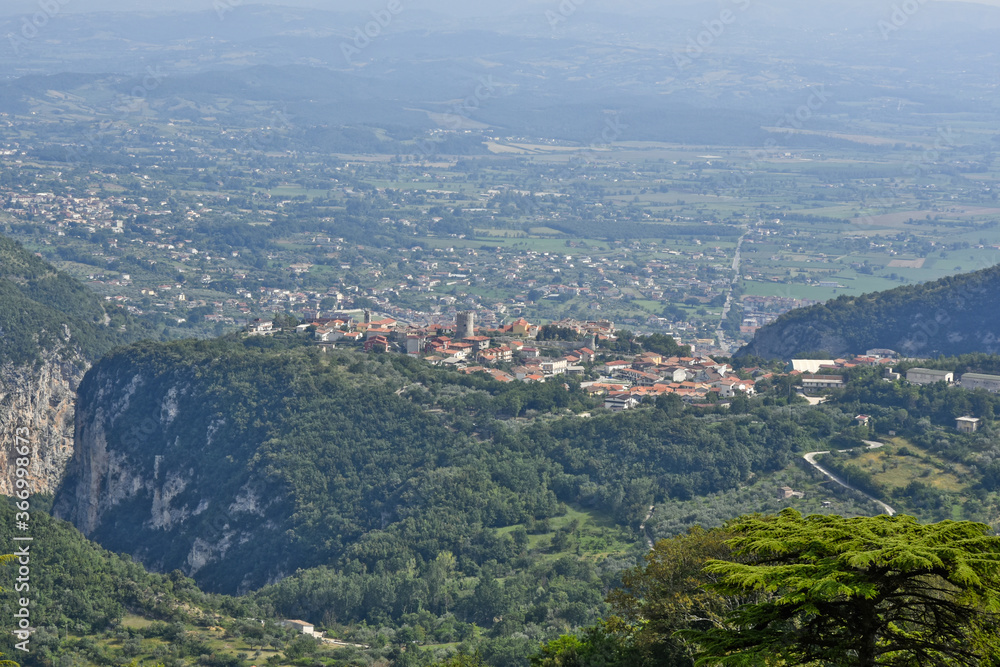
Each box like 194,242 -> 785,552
23,340 -> 1000,665
48,335 -> 838,659
0,234 -> 141,366
0,498 -> 236,664
736,263 -> 1000,360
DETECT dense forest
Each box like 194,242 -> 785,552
736,263 -> 1000,360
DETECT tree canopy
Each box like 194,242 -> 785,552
691,509 -> 1000,666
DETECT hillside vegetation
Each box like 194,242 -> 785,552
736,263 -> 1000,360
51,336 -> 830,659
0,234 -> 142,366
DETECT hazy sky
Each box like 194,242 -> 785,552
2,0 -> 1000,13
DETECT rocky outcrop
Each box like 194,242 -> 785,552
737,320 -> 850,361
53,348 -> 289,594
0,231 -> 145,498
0,350 -> 88,496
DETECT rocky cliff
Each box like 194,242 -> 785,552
53,340 -> 296,594
0,351 -> 87,496
0,233 -> 147,496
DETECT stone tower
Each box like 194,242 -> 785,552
456,310 -> 475,339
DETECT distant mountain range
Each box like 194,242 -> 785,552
3,1 -> 1000,146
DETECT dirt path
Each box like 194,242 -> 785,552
639,504 -> 655,549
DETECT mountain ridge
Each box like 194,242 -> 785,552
736,263 -> 1000,360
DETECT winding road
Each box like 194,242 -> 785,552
802,440 -> 896,516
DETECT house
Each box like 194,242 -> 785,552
365,327 -> 395,339
603,360 -> 632,374
660,367 -> 690,383
801,375 -> 845,392
405,334 -> 426,355
247,319 -> 274,335
715,377 -> 756,397
779,486 -> 805,500
961,372 -> 1000,393
512,318 -> 533,336
540,359 -> 569,376
791,359 -> 836,374
605,394 -> 639,412
487,369 -> 515,383
855,414 -> 871,426
462,335 -> 493,352
315,327 -> 344,342
906,368 -> 954,386
364,335 -> 390,353
629,370 -> 664,387
956,416 -> 981,433
584,382 -> 627,396
281,620 -> 315,635
487,346 -> 513,363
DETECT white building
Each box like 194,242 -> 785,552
906,368 -> 954,386
961,373 -> 1000,393
281,620 -> 316,635
956,416 -> 981,434
801,375 -> 845,392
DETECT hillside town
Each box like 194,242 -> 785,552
257,310 -> 1000,420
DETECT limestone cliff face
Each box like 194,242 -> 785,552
0,350 -> 88,496
737,320 -> 850,361
53,350 -> 290,594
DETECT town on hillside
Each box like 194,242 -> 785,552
253,315 -> 1000,422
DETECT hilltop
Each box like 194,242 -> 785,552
736,264 -> 1000,360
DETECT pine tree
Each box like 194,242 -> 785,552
690,509 -> 1000,666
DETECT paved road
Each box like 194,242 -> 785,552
716,226 -> 750,352
803,441 -> 896,516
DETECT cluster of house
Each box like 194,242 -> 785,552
458,347 -> 598,384
248,312 -> 617,380
2,190 -> 133,230
585,353 -> 757,411
246,311 -> 770,407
